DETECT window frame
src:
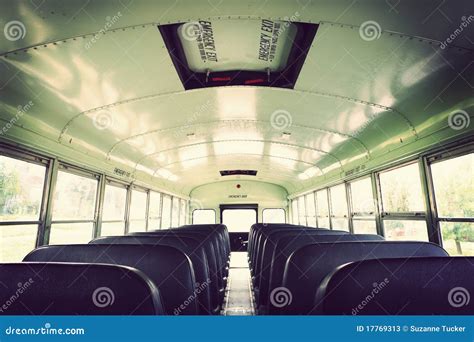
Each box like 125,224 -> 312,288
348,176 -> 377,234
328,183 -> 350,231
304,193 -> 317,227
147,191 -> 163,231
315,188 -> 330,229
192,208 -> 217,224
179,199 -> 187,226
291,199 -> 298,224
376,161 -> 429,240
262,208 -> 286,224
297,196 -> 306,226
377,161 -> 427,218
49,164 -> 100,243
128,186 -> 149,233
160,194 -> 172,229
98,179 -> 129,236
426,145 -> 474,251
0,150 -> 48,227
0,149 -> 49,260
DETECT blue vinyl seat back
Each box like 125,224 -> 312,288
315,257 -> 474,315
24,244 -> 198,315
254,228 -> 347,283
131,230 -> 224,297
262,233 -> 384,314
90,235 -> 214,314
0,262 -> 164,315
281,241 -> 448,315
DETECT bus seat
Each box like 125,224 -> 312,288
314,257 -> 474,315
90,235 -> 216,315
23,244 -> 198,315
281,241 -> 448,315
131,230 -> 226,305
252,227 -> 347,285
0,262 -> 164,315
261,233 -> 384,314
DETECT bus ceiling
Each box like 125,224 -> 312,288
0,0 -> 472,197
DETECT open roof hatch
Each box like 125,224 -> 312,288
159,19 -> 318,89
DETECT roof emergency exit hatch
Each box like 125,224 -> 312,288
159,19 -> 318,89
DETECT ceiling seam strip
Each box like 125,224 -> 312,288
2,16 -> 472,58
318,21 -> 474,53
56,86 -> 400,155
105,119 -> 354,155
0,22 -> 160,58
129,139 -> 345,172
150,153 -> 325,177
293,89 -> 419,138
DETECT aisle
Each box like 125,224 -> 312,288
222,252 -> 255,315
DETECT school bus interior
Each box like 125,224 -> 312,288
0,0 -> 473,316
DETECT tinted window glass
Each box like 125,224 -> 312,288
0,156 -> 45,221
262,208 -> 286,223
193,209 -> 216,224
431,153 -> 473,218
53,171 -> 97,220
380,163 -> 425,212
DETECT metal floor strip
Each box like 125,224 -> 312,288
222,252 -> 255,316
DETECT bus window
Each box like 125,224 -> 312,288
297,196 -> 306,226
379,163 -> 428,241
128,189 -> 147,232
100,183 -> 127,236
350,177 -> 377,234
329,184 -> 349,231
161,195 -> 172,229
222,209 -> 256,232
179,199 -> 187,226
0,155 -> 45,262
147,191 -> 162,230
380,163 -> 425,212
262,208 -> 286,223
50,169 -> 97,244
192,209 -> 216,224
383,220 -> 428,241
305,193 -> 316,227
316,189 -> 330,228
171,197 -> 180,227
291,199 -> 298,224
431,153 -> 473,255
